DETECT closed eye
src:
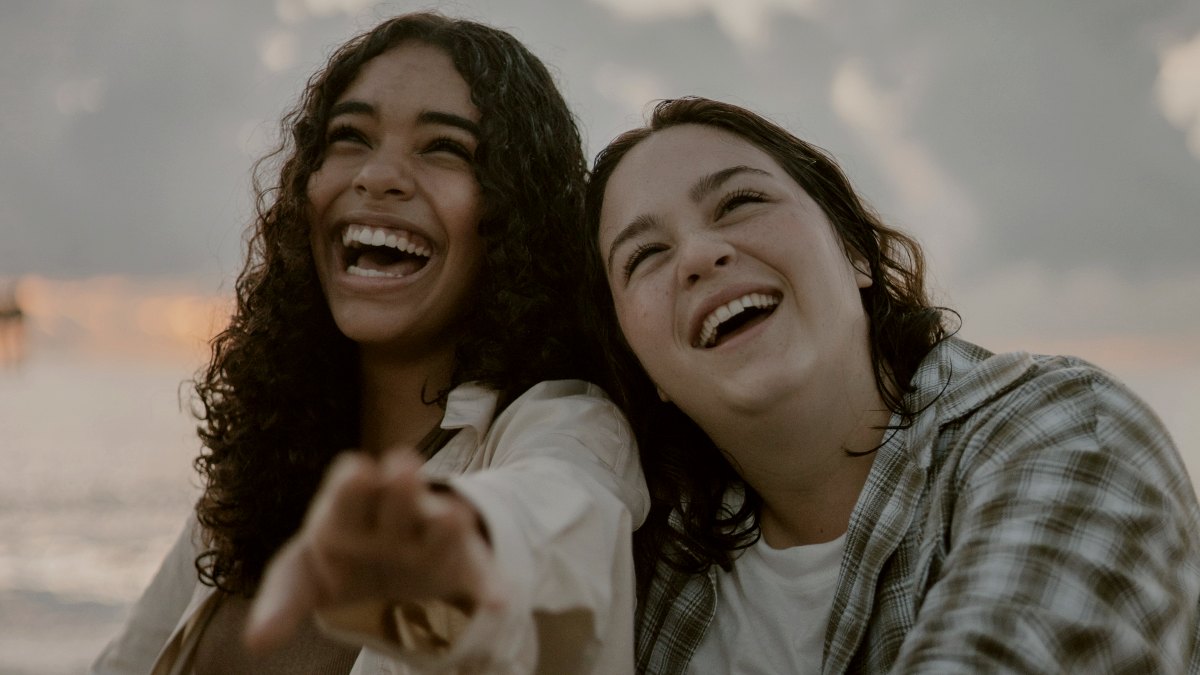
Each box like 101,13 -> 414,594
623,242 -> 667,281
423,137 -> 474,162
326,123 -> 369,148
717,188 -> 767,217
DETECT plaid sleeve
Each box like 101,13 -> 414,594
893,359 -> 1200,673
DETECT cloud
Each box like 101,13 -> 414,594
260,28 -> 299,72
54,78 -> 106,116
592,61 -> 669,118
274,0 -> 378,23
953,263 -> 1200,350
1155,30 -> 1200,162
829,58 -> 980,280
588,0 -> 821,48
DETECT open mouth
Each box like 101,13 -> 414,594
696,292 -> 781,349
341,224 -> 432,278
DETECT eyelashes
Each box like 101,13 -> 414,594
326,123 -> 366,146
423,137 -> 473,161
622,242 -> 665,281
716,188 -> 766,216
323,124 -> 475,161
618,188 -> 767,282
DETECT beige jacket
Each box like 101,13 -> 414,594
90,380 -> 648,674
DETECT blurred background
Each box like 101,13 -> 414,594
2,0 -> 1198,671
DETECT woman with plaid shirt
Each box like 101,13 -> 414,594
584,96 -> 1200,673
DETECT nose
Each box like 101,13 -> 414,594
353,149 -> 415,199
676,232 -> 735,287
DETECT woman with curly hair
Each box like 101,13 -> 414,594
583,96 -> 1200,673
91,13 -> 646,674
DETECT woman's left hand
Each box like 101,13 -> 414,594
243,449 -> 495,651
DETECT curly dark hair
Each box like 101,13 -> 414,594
192,12 -> 592,595
580,97 -> 952,584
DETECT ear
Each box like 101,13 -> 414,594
656,385 -> 671,403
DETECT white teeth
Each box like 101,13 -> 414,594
697,293 -> 780,348
340,224 -> 432,258
347,264 -> 399,278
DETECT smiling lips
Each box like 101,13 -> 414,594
696,292 -> 781,349
341,224 -> 432,278
338,222 -> 783,342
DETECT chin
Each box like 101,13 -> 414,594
329,314 -> 399,346
715,374 -> 799,417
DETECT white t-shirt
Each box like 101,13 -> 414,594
687,532 -> 846,675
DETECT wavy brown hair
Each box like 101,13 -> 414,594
192,12 -> 592,595
581,97 -> 952,585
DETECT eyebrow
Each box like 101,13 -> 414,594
605,164 -> 772,273
689,165 -> 770,202
328,100 -> 374,119
418,110 -> 481,138
327,101 -> 481,138
606,214 -> 659,275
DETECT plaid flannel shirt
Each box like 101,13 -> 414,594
636,337 -> 1200,674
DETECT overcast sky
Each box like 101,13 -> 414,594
2,0 -> 1199,352
4,5 -> 1199,663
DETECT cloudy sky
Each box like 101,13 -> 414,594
4,4 -> 1199,668
2,0 -> 1199,451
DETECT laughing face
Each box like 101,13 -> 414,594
307,42 -> 485,358
598,124 -> 873,423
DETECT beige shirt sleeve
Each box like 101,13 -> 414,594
317,380 -> 648,674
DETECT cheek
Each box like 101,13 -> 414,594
306,167 -> 337,217
430,173 -> 483,229
612,290 -> 669,368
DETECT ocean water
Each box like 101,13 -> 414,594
2,278 -> 1198,673
0,352 -> 200,674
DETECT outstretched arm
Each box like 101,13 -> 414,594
244,450 -> 499,652
246,381 -> 647,674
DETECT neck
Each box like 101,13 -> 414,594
707,351 -> 891,548
356,345 -> 456,456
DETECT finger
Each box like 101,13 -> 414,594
375,450 -> 428,544
244,540 -> 325,652
396,485 -> 492,604
378,447 -> 425,484
306,452 -> 381,547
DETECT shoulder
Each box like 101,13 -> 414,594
469,379 -> 637,469
499,379 -> 628,433
917,337 -> 1170,448
509,379 -> 616,404
918,341 -> 1193,513
950,348 -> 1171,454
447,379 -> 626,437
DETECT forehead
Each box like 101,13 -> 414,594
604,125 -> 781,208
615,124 -> 777,183
338,42 -> 478,120
599,124 -> 784,231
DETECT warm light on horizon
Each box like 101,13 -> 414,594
13,275 -> 232,365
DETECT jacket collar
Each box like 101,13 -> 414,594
440,382 -> 499,440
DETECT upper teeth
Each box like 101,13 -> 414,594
342,224 -> 431,258
698,293 -> 780,348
